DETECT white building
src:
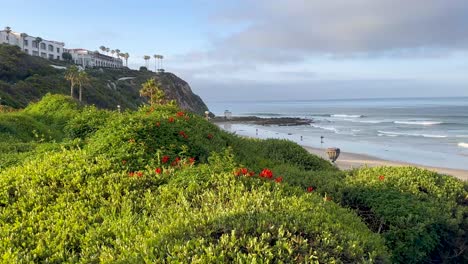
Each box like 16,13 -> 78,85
0,29 -> 65,60
66,49 -> 123,68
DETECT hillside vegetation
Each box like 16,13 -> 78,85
0,44 -> 208,114
0,95 -> 467,263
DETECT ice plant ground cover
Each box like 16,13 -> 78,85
0,94 -> 467,263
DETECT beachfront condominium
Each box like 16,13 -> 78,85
0,29 -> 65,60
66,49 -> 123,68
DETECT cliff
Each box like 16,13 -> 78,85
0,44 -> 208,114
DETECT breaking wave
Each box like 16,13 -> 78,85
458,142 -> 468,148
378,131 -> 448,138
394,121 -> 443,126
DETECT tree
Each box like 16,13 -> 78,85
62,52 -> 73,61
20,33 -> 28,51
139,78 -> 166,105
106,47 -> 110,55
77,71 -> 90,102
143,55 -> 150,68
4,26 -> 11,45
35,37 -> 43,55
99,46 -> 106,53
115,49 -> 120,59
159,55 -> 164,71
64,65 -> 79,98
153,54 -> 158,72
111,50 -> 115,57
123,53 -> 129,67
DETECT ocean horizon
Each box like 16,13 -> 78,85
208,97 -> 468,170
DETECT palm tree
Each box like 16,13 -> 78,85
106,47 -> 110,55
64,65 -> 80,99
99,46 -> 106,54
123,53 -> 129,67
111,50 -> 115,57
77,71 -> 90,102
115,49 -> 120,59
4,26 -> 11,45
159,55 -> 164,72
143,55 -> 150,68
20,33 -> 28,51
153,54 -> 158,72
35,37 -> 43,56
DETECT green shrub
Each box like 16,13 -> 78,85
0,150 -> 389,263
342,167 -> 468,263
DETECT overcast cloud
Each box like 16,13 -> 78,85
169,1 -> 468,102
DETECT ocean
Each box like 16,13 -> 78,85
207,97 -> 468,170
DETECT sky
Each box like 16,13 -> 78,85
2,0 -> 468,102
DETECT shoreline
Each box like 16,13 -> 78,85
303,146 -> 468,181
214,121 -> 468,181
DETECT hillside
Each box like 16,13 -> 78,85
0,44 -> 208,114
0,95 -> 467,263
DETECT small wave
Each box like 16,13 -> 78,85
458,142 -> 468,148
394,121 -> 443,126
331,114 -> 364,118
311,124 -> 339,133
455,135 -> 468,138
245,113 -> 283,117
378,130 -> 447,138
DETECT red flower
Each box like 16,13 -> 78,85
155,168 -> 162,174
136,171 -> 143,177
259,168 -> 273,179
248,171 -> 255,177
171,157 -> 181,167
240,168 -> 248,175
307,186 -> 314,192
168,117 -> 175,123
379,175 -> 385,181
176,111 -> 185,117
179,131 -> 188,138
128,172 -> 135,177
122,160 -> 127,165
162,156 -> 170,163
275,177 -> 283,183
189,157 -> 196,164
207,133 -> 213,139
234,171 -> 241,176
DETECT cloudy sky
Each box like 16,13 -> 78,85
3,0 -> 468,101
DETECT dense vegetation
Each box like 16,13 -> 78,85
0,44 -> 208,114
0,94 -> 467,263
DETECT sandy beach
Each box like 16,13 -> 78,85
214,121 -> 468,181
304,146 -> 468,181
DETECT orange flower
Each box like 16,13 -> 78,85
379,175 -> 385,181
168,117 -> 175,123
189,157 -> 196,164
176,111 -> 185,117
136,171 -> 143,177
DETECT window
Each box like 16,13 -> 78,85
41,52 -> 47,58
56,47 -> 60,53
33,50 -> 39,56
32,41 -> 38,48
48,44 -> 53,51
57,55 -> 60,60
40,43 -> 46,50
23,39 -> 28,46
25,49 -> 29,54
48,54 -> 54,60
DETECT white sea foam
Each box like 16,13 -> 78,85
331,114 -> 364,118
458,142 -> 468,148
378,130 -> 448,138
311,124 -> 339,133
394,121 -> 443,126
